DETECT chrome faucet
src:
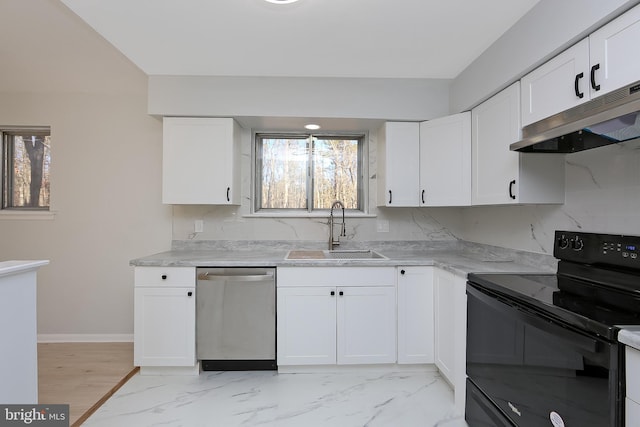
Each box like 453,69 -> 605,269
329,200 -> 346,250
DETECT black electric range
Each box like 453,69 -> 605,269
465,230 -> 640,427
469,231 -> 640,341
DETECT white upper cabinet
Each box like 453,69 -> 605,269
397,266 -> 434,364
162,117 -> 241,205
521,4 -> 640,127
589,3 -> 640,98
521,39 -> 590,127
419,112 -> 471,206
472,82 -> 565,206
377,122 -> 420,207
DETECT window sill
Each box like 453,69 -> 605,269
243,212 -> 376,219
0,210 -> 56,220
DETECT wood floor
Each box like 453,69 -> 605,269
38,342 -> 137,426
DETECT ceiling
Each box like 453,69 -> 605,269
60,0 -> 540,80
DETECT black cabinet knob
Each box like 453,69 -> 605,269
161,275 -> 167,280
400,269 -> 405,275
330,291 -> 335,296
187,291 -> 193,297
339,291 -> 344,296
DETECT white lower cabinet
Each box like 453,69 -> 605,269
134,267 -> 196,369
276,287 -> 337,365
277,267 -> 396,366
337,286 -> 396,364
434,268 -> 467,415
397,266 -> 434,364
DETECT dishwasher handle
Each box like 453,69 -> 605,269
197,272 -> 274,282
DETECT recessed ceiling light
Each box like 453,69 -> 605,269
264,0 -> 300,4
305,124 -> 321,130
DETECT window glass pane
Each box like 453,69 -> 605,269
3,133 -> 51,209
260,137 -> 308,209
313,138 -> 359,209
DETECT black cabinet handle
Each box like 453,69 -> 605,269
339,291 -> 344,296
226,187 -> 230,202
388,190 -> 392,204
187,291 -> 193,297
508,180 -> 516,200
421,190 -> 425,204
330,291 -> 335,296
161,275 -> 167,280
574,72 -> 584,98
590,64 -> 600,91
400,269 -> 405,275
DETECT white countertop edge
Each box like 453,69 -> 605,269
0,260 -> 50,278
618,327 -> 640,351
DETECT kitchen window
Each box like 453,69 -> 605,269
1,127 -> 51,211
254,133 -> 366,214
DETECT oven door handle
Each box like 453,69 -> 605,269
467,283 -> 600,353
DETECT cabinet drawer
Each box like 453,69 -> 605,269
134,267 -> 195,287
277,267 -> 395,287
627,346 -> 640,402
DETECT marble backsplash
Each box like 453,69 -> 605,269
171,126 -> 464,244
171,124 -> 640,256
459,138 -> 640,254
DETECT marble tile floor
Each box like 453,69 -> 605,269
83,368 -> 469,427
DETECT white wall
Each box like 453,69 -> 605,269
149,76 -> 451,122
0,0 -> 172,340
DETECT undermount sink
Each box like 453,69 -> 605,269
285,249 -> 387,260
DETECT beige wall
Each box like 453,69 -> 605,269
0,0 -> 172,340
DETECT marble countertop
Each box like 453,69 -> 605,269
130,241 -> 556,279
0,260 -> 49,279
619,327 -> 640,351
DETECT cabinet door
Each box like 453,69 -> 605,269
472,82 -> 522,205
521,39 -> 590,127
134,287 -> 195,366
276,287 -> 337,365
337,286 -> 396,364
420,112 -> 471,206
589,3 -> 640,98
397,266 -> 434,364
434,269 -> 467,415
377,122 -> 420,207
162,117 -> 240,205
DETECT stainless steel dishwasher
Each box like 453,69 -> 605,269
196,267 -> 276,370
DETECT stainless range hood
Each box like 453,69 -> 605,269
511,80 -> 640,153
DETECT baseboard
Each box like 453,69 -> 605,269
38,334 -> 134,343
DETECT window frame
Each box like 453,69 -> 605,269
1,126 -> 51,212
253,131 -> 368,216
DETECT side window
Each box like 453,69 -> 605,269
1,128 -> 51,210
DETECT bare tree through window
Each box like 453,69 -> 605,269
2,130 -> 51,209
256,134 -> 363,212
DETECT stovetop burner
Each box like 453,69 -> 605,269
468,230 -> 640,342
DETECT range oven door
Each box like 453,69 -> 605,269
466,283 -> 621,427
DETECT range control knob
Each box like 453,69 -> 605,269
571,238 -> 584,251
557,236 -> 569,249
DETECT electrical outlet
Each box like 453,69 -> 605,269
194,220 -> 204,233
376,220 -> 389,233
